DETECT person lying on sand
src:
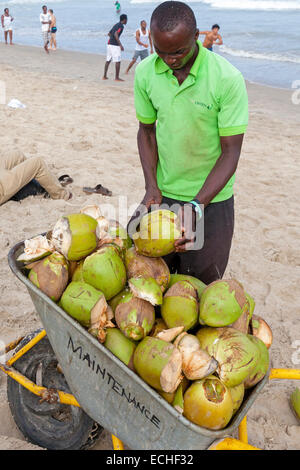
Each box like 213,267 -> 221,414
0,150 -> 72,205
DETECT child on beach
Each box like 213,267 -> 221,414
1,8 -> 14,45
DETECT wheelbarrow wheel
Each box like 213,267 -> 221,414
7,329 -> 104,450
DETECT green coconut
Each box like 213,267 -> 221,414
133,209 -> 181,258
133,336 -> 183,393
290,388 -> 300,421
161,281 -> 199,331
82,245 -> 126,300
115,291 -> 155,341
51,213 -> 99,261
250,314 -> 273,349
61,281 -> 104,327
212,328 -> 261,387
244,335 -> 270,388
159,377 -> 189,406
71,259 -> 85,282
17,235 -> 54,264
124,247 -> 170,292
108,287 -> 130,313
108,220 -> 133,249
229,383 -> 245,414
199,279 -> 248,327
128,277 -> 163,306
28,251 -> 69,302
104,328 -> 137,371
183,376 -> 234,430
168,274 -> 206,299
174,332 -> 218,381
196,326 -> 226,355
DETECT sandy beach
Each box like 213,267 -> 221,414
0,43 -> 299,450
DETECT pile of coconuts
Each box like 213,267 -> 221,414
18,205 -> 272,431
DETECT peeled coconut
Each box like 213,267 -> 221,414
124,247 -> 170,292
250,314 -> 273,349
108,287 -> 130,314
183,376 -> 234,430
155,326 -> 185,342
168,274 -> 206,299
82,245 -> 126,300
133,336 -> 183,393
133,209 -> 181,257
115,291 -> 155,341
199,279 -> 248,327
174,333 -> 218,381
161,281 -> 199,331
159,376 -> 189,406
229,383 -> 245,414
244,335 -> 270,388
60,281 -> 114,342
51,213 -> 99,261
150,318 -> 168,337
28,251 -> 69,302
128,277 -> 163,306
17,235 -> 54,264
104,328 -> 137,371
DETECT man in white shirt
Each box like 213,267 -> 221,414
126,20 -> 153,74
40,5 -> 51,54
1,8 -> 14,45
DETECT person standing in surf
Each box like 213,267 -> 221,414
1,8 -> 14,45
199,24 -> 223,51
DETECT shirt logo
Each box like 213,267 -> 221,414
194,101 -> 213,110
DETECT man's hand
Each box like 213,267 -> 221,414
174,204 -> 197,253
127,187 -> 162,237
120,45 -> 124,51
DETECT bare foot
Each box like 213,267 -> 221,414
102,76 -> 109,80
115,78 -> 124,82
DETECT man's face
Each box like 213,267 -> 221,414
5,9 -> 9,15
151,23 -> 199,70
141,21 -> 146,29
212,27 -> 219,34
43,7 -> 47,14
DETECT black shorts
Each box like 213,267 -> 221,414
162,195 -> 235,285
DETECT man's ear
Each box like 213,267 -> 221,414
195,28 -> 200,41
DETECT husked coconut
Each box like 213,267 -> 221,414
161,281 -> 199,331
115,291 -> 155,341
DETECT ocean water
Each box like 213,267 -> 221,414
1,0 -> 300,88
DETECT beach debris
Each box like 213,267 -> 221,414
7,99 -> 26,109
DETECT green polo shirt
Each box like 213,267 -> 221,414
134,41 -> 248,203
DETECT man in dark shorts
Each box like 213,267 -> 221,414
199,24 -> 223,51
103,14 -> 128,81
128,1 -> 248,285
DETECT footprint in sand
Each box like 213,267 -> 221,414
70,140 -> 93,151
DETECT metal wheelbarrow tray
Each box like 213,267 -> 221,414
8,240 -> 269,450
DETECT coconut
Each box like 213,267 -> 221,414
115,291 -> 155,341
71,259 -> 85,282
128,277 -> 163,306
159,377 -> 189,406
229,383 -> 245,414
133,336 -> 183,393
183,376 -> 234,430
108,287 -> 130,314
82,245 -> 127,300
104,328 -> 137,371
51,213 -> 99,261
149,318 -> 168,337
161,281 -> 199,331
174,333 -> 218,381
196,327 -> 226,355
133,209 -> 181,258
199,279 -> 248,327
244,335 -> 270,388
250,314 -> 273,349
212,328 -> 261,387
28,251 -> 69,302
155,326 -> 185,342
290,388 -> 300,421
168,274 -> 206,299
60,281 -> 114,342
108,220 -> 133,249
17,235 -> 54,264
230,298 -> 251,333
124,247 -> 170,292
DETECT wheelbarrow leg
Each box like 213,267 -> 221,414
238,416 -> 248,444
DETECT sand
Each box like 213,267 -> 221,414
0,43 -> 299,451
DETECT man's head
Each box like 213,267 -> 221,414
4,8 -> 9,15
150,1 -> 199,71
140,20 -> 147,30
120,14 -> 127,25
212,24 -> 220,32
42,5 -> 47,14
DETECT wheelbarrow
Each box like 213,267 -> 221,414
1,240 -> 299,450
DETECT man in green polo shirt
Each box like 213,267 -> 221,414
130,1 -> 248,284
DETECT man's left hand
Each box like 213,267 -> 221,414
174,204 -> 197,252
